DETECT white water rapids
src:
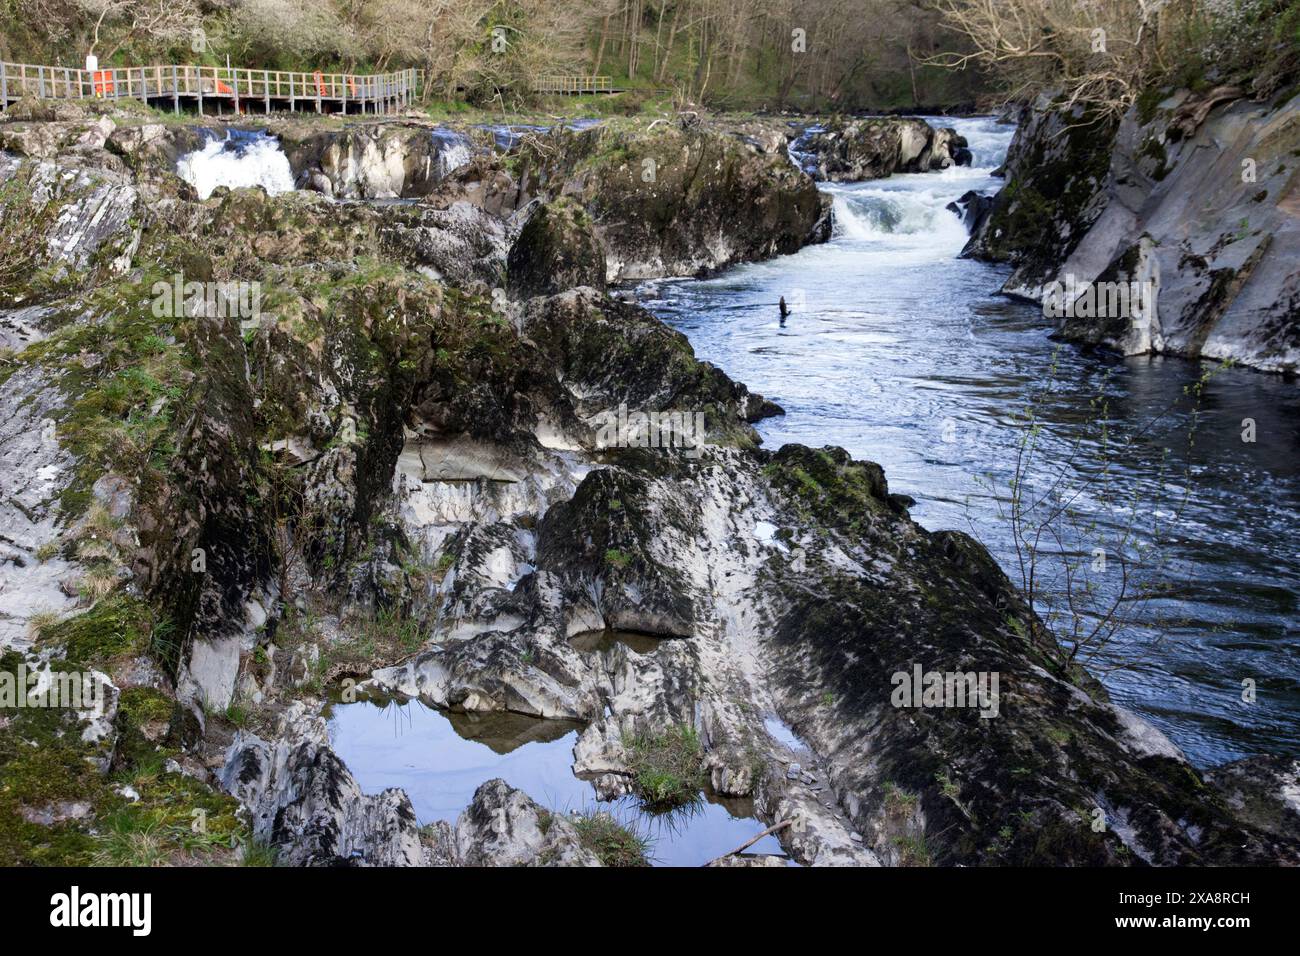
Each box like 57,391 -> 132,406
176,129 -> 296,200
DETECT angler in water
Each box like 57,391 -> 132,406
779,295 -> 789,326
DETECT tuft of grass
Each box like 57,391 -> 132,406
223,701 -> 252,729
603,547 -> 632,570
893,833 -> 932,867
935,770 -> 960,800
90,811 -> 169,867
572,810 -> 650,867
240,840 -> 279,867
34,540 -> 62,562
25,609 -> 64,640
622,724 -> 706,813
883,780 -> 918,818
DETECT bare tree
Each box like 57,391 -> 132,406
77,0 -> 200,60
925,0 -> 1184,119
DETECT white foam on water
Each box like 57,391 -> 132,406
177,131 -> 295,200
430,128 -> 474,178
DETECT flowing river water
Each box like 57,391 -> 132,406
635,116 -> 1299,769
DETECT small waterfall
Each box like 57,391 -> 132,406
830,179 -> 972,247
481,118 -> 604,152
824,116 -> 1016,247
430,128 -> 473,178
177,129 -> 295,200
787,124 -> 825,175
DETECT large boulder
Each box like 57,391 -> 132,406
221,703 -> 430,866
507,197 -> 606,296
435,779 -> 602,866
514,121 -> 831,281
801,117 -> 971,181
278,121 -> 476,199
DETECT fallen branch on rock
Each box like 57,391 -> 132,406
703,819 -> 793,866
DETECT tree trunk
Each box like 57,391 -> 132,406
657,2 -> 683,84
594,16 -> 611,75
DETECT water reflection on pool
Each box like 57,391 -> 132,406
326,697 -> 788,866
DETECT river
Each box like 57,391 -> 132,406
633,116 -> 1299,769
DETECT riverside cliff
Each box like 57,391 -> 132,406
965,88 -> 1300,375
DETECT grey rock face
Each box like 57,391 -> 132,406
0,370 -> 79,650
280,122 -> 473,200
512,123 -> 831,282
507,198 -> 607,296
801,117 -> 970,182
0,152 -> 141,297
221,702 -> 431,866
966,89 -> 1300,373
447,779 -> 601,866
1203,756 -> 1300,840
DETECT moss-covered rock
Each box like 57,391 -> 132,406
803,116 -> 970,181
514,121 -> 830,281
962,97 -> 1119,294
507,197 -> 606,296
966,88 -> 1299,373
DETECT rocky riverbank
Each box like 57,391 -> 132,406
797,116 -> 972,181
964,88 -> 1300,375
1,102 -> 1297,867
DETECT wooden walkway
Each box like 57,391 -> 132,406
0,62 -> 419,115
532,75 -> 621,95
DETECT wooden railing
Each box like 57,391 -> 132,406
533,75 -> 616,95
0,62 -> 420,114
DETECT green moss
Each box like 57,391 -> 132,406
118,687 -> 174,727
603,547 -> 632,570
0,174 -> 87,307
1,648 -> 249,866
14,274 -> 194,521
763,445 -> 893,534
37,594 -> 156,667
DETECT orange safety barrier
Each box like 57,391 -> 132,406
93,70 -> 114,95
314,71 -> 326,97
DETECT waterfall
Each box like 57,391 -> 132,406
826,116 -> 1015,249
176,129 -> 295,200
429,128 -> 474,179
